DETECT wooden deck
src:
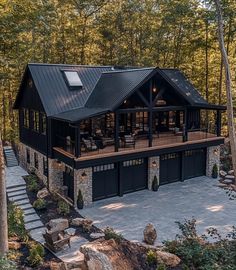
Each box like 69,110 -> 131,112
54,131 -> 221,162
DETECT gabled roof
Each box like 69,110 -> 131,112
14,63 -> 224,123
86,68 -> 155,110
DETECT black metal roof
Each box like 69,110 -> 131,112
159,69 -> 208,105
86,68 -> 155,110
15,63 -> 223,123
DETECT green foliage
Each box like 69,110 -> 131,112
77,189 -> 84,209
57,200 -> 70,216
152,175 -> 159,191
27,243 -> 45,267
33,198 -> 47,210
104,227 -> 124,243
212,163 -> 218,178
0,256 -> 16,270
146,250 -> 157,266
164,218 -> 236,270
156,264 -> 166,270
8,202 -> 27,241
26,174 -> 40,192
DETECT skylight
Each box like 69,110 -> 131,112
64,71 -> 83,88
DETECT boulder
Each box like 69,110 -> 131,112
156,250 -> 181,267
47,218 -> 69,233
65,227 -> 76,236
225,175 -> 235,180
71,218 -> 93,231
228,170 -> 234,175
90,232 -> 105,240
143,223 -> 157,245
219,170 -> 227,178
223,179 -> 234,184
37,187 -> 49,199
50,262 -> 66,270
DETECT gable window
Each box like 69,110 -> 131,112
33,111 -> 40,132
26,148 -> 30,164
34,152 -> 38,169
41,112 -> 47,134
43,157 -> 48,176
23,108 -> 29,128
63,71 -> 83,89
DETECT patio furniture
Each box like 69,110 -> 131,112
82,138 -> 98,152
43,230 -> 71,252
123,134 -> 135,148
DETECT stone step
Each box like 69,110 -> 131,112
19,203 -> 33,210
24,213 -> 41,224
9,194 -> 29,202
25,220 -> 44,231
23,208 -> 36,215
15,198 -> 30,206
7,184 -> 26,192
7,189 -> 27,197
29,227 -> 46,244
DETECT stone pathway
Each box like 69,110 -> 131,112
80,176 -> 236,244
5,165 -> 88,268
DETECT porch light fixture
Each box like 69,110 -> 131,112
153,87 -> 157,93
81,171 -> 87,180
152,161 -> 157,167
123,99 -> 127,104
214,149 -> 219,155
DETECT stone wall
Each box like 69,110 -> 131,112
48,158 -> 65,192
74,167 -> 93,207
18,142 -> 48,185
148,156 -> 160,190
206,146 -> 221,177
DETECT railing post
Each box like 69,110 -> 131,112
216,110 -> 221,137
183,108 -> 188,142
149,79 -> 153,147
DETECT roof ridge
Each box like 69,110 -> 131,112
102,67 -> 155,74
28,63 -> 113,68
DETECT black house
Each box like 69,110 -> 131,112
14,63 -> 225,206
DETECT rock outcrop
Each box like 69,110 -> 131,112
71,218 -> 93,232
156,250 -> 181,267
47,218 -> 69,232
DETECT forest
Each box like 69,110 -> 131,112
1,0 -> 236,141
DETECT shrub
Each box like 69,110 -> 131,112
27,175 -> 40,192
8,202 -> 27,241
27,243 -> 45,267
152,175 -> 159,191
146,250 -> 157,266
212,164 -> 218,178
33,198 -> 47,210
77,189 -> 84,209
104,227 -> 124,243
57,200 -> 70,216
0,256 -> 16,270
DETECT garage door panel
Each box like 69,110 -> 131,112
183,149 -> 205,179
160,153 -> 181,184
93,163 -> 118,201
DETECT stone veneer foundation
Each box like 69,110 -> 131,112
74,167 -> 93,207
148,156 -> 160,190
206,145 -> 220,177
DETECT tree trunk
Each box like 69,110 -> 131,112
0,132 -> 8,255
214,0 -> 236,184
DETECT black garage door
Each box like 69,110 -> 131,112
160,153 -> 181,184
183,149 -> 206,179
92,163 -> 118,201
121,158 -> 147,194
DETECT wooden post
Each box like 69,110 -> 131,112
183,108 -> 188,142
74,123 -> 81,158
149,80 -> 153,147
216,110 -> 221,136
115,112 -> 119,152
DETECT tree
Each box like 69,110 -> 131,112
0,133 -> 8,255
214,0 -> 236,185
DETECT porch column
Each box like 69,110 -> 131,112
216,110 -> 221,137
74,123 -> 81,158
149,80 -> 153,147
115,112 -> 119,152
183,108 -> 188,142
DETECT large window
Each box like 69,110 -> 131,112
41,113 -> 47,134
33,111 -> 40,132
23,108 -> 29,128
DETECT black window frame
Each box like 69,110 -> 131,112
43,157 -> 48,176
23,108 -> 29,128
40,112 -> 47,134
32,110 -> 40,132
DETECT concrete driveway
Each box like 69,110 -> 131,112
80,177 -> 236,244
